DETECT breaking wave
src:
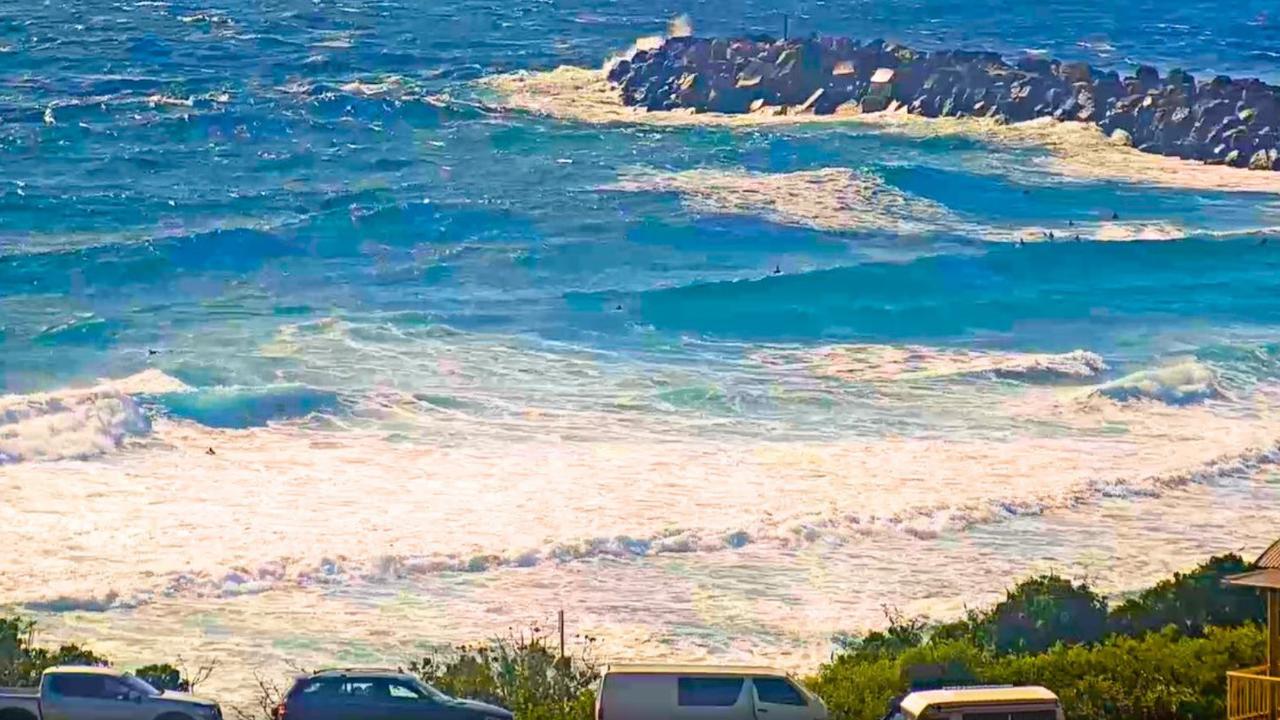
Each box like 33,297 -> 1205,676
758,345 -> 1109,383
1092,361 -> 1225,405
0,370 -> 187,464
11,389 -> 1280,611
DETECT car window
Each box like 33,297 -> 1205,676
338,681 -> 380,697
387,682 -> 422,700
677,677 -> 744,707
47,675 -> 108,698
298,679 -> 341,696
753,677 -> 807,706
101,678 -> 133,699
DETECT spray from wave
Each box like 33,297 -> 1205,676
1091,361 -> 1225,405
0,370 -> 187,464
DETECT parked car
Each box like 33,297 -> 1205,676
595,663 -> 828,720
887,685 -> 1064,720
274,669 -> 513,720
0,665 -> 222,720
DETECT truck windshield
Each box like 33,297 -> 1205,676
121,675 -> 161,696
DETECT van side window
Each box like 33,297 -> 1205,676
678,677 -> 745,706
753,677 -> 807,706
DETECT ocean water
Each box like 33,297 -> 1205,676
4,0 -> 1280,704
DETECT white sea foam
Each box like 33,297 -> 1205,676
0,371 -> 187,464
611,167 -> 966,236
609,166 -> 1278,240
5,378 -> 1278,608
1092,360 -> 1225,405
761,344 -> 1109,383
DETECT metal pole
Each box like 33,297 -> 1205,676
783,14 -> 789,41
558,609 -> 566,661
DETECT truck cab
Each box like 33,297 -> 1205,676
0,666 -> 222,720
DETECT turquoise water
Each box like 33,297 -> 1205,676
5,0 -> 1280,697
3,0 -> 1280,400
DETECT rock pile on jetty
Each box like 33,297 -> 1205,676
606,36 -> 1280,170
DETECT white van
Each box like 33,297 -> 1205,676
595,664 -> 828,720
892,686 -> 1065,720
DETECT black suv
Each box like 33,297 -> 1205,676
276,669 -> 514,720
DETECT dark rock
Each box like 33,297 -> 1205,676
1134,64 -> 1160,91
607,60 -> 631,84
609,33 -> 1280,171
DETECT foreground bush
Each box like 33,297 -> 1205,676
1107,554 -> 1263,637
1,615 -> 194,691
0,616 -> 110,686
408,629 -> 599,720
811,624 -> 1265,720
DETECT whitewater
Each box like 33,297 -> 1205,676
4,0 -> 1280,706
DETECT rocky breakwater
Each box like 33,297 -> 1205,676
606,35 -> 1280,170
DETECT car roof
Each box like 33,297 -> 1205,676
44,666 -> 119,676
309,668 -> 412,680
604,663 -> 789,677
900,686 -> 1059,716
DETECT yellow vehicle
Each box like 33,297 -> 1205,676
890,686 -> 1064,720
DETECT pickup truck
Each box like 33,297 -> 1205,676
0,665 -> 222,720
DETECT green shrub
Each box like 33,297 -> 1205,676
135,663 -> 190,691
408,629 -> 598,720
808,639 -> 988,720
0,616 -> 110,685
985,624 -> 1264,720
810,618 -> 1266,720
1107,554 -> 1264,637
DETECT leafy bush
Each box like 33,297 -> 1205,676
408,629 -> 599,720
135,663 -> 190,691
985,575 -> 1109,653
1107,554 -> 1263,637
986,624 -> 1264,720
0,616 -> 110,686
1,615 -> 198,695
811,624 -> 1265,720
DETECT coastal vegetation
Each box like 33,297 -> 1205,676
0,554 -> 1266,720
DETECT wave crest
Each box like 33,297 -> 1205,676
1093,361 -> 1225,405
0,370 -> 186,464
